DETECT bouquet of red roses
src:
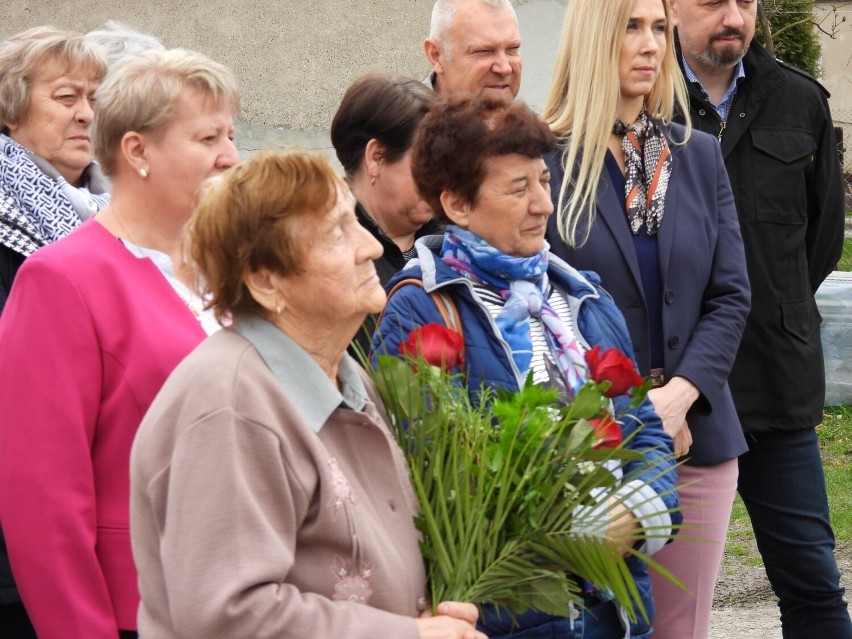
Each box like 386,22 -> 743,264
370,324 -> 678,622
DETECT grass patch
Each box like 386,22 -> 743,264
839,238 -> 852,272
725,405 -> 852,560
726,542 -> 750,557
820,405 -> 852,541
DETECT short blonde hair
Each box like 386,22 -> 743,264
189,150 -> 346,321
92,48 -> 240,175
0,26 -> 107,132
542,0 -> 690,246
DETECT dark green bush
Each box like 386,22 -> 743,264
756,0 -> 821,77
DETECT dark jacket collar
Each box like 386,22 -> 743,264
355,201 -> 443,250
675,35 -> 786,154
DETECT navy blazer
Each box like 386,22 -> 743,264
545,123 -> 751,466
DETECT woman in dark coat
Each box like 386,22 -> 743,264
331,73 -> 442,353
541,0 -> 751,636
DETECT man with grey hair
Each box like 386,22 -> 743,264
84,21 -> 164,67
424,0 -> 521,98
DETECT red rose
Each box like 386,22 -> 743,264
400,324 -> 465,371
584,345 -> 643,398
588,414 -> 624,448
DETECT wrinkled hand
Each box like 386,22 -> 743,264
672,423 -> 693,459
416,601 -> 487,639
647,376 -> 699,458
606,498 -> 639,556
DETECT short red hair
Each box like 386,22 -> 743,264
411,94 -> 556,222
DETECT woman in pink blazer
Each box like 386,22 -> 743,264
0,49 -> 240,639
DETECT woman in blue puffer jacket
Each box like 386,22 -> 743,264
372,94 -> 679,639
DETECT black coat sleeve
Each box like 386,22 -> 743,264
805,93 -> 845,292
0,245 -> 26,315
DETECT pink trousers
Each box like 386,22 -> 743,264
650,458 -> 739,639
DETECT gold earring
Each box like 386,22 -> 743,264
139,168 -> 149,179
370,173 -> 376,187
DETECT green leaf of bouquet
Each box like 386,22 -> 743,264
419,541 -> 437,562
532,533 -> 648,622
566,384 -> 608,419
628,378 -> 652,408
486,442 -> 504,473
523,575 -> 579,618
369,349 -> 681,623
565,418 -> 595,451
486,572 -> 578,619
413,515 -> 427,533
371,355 -> 423,422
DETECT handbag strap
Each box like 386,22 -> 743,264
380,277 -> 463,336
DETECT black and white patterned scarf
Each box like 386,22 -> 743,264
612,108 -> 671,236
0,134 -> 110,257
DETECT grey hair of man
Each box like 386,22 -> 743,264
429,0 -> 515,60
84,20 -> 165,67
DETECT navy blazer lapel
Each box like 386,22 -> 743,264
656,140 -> 679,282
595,170 -> 645,296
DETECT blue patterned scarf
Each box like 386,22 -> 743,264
441,225 -> 587,393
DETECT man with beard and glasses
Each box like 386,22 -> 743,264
670,1 -> 850,637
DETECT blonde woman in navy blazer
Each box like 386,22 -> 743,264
542,0 -> 750,637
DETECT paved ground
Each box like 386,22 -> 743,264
709,604 -> 781,638
707,542 -> 852,638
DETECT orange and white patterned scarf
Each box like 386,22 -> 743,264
612,108 -> 671,236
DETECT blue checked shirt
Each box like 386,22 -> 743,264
681,55 -> 746,122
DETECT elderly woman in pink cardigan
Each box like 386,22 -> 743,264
130,150 -> 483,639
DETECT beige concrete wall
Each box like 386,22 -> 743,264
5,1 -> 851,131
2,0 -> 570,159
1,0 -> 565,134
815,1 -> 852,124
2,1 -> 429,131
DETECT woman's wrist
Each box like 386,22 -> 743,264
668,375 -> 700,406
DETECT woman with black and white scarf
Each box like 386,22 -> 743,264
0,26 -> 111,313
